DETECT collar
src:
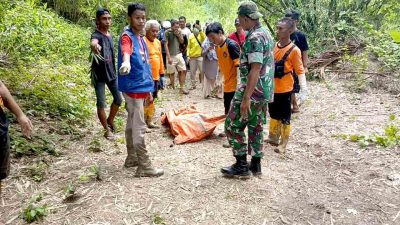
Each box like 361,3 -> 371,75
245,24 -> 261,39
219,38 -> 227,48
277,41 -> 292,49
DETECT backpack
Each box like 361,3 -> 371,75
274,45 -> 296,79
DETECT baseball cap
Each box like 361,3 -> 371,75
96,8 -> 110,19
237,1 -> 263,20
286,10 -> 301,20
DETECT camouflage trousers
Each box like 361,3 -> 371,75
225,100 -> 268,157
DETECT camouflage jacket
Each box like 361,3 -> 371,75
235,25 -> 275,103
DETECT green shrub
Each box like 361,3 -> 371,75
21,193 -> 48,223
79,164 -> 101,182
342,115 -> 400,148
0,1 -> 93,121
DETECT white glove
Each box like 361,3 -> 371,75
119,61 -> 131,75
298,74 -> 308,105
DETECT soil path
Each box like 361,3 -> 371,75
1,76 -> 399,225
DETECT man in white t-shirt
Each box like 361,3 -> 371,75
179,16 -> 191,38
179,16 -> 191,74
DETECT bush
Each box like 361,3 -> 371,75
0,0 -> 93,121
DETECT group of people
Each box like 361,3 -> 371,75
89,1 -> 309,179
0,1 -> 310,185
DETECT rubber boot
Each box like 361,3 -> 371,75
145,102 -> 159,129
275,124 -> 291,154
221,154 -> 251,179
124,150 -> 139,168
124,147 -> 138,168
124,129 -> 138,167
249,157 -> 262,176
265,119 -> 281,146
135,144 -> 164,177
107,102 -> 120,133
144,104 -> 150,125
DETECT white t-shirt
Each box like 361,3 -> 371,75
181,27 -> 191,38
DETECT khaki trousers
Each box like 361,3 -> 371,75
123,94 -> 151,167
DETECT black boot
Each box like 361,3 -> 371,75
221,155 -> 251,179
249,157 -> 262,176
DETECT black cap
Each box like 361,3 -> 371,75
286,10 -> 300,20
234,18 -> 240,25
96,8 -> 110,19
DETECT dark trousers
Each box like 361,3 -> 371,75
153,80 -> 159,98
268,92 -> 292,125
224,91 -> 235,115
0,134 -> 10,180
162,52 -> 167,69
293,73 -> 300,93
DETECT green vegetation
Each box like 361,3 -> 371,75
62,183 -> 78,202
0,1 -> 92,121
21,193 -> 48,223
0,0 -> 239,156
79,164 -> 101,182
27,160 -> 48,182
9,126 -> 59,157
254,0 -> 400,72
336,115 -> 400,148
88,137 -> 103,153
153,213 -> 167,225
0,0 -> 398,159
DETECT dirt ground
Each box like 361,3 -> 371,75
1,73 -> 399,225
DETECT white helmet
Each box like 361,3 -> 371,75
162,21 -> 171,29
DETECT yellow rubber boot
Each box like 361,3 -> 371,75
144,104 -> 151,124
265,119 -> 281,146
275,124 -> 291,154
146,102 -> 159,129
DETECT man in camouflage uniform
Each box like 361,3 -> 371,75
221,1 -> 274,178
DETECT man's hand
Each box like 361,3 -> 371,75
174,28 -> 181,37
240,97 -> 251,120
148,93 -> 154,103
119,61 -> 131,75
90,39 -> 101,55
304,67 -> 309,74
145,93 -> 154,106
17,114 -> 33,138
91,44 -> 101,55
167,57 -> 173,65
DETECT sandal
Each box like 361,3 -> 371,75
107,120 -> 115,133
